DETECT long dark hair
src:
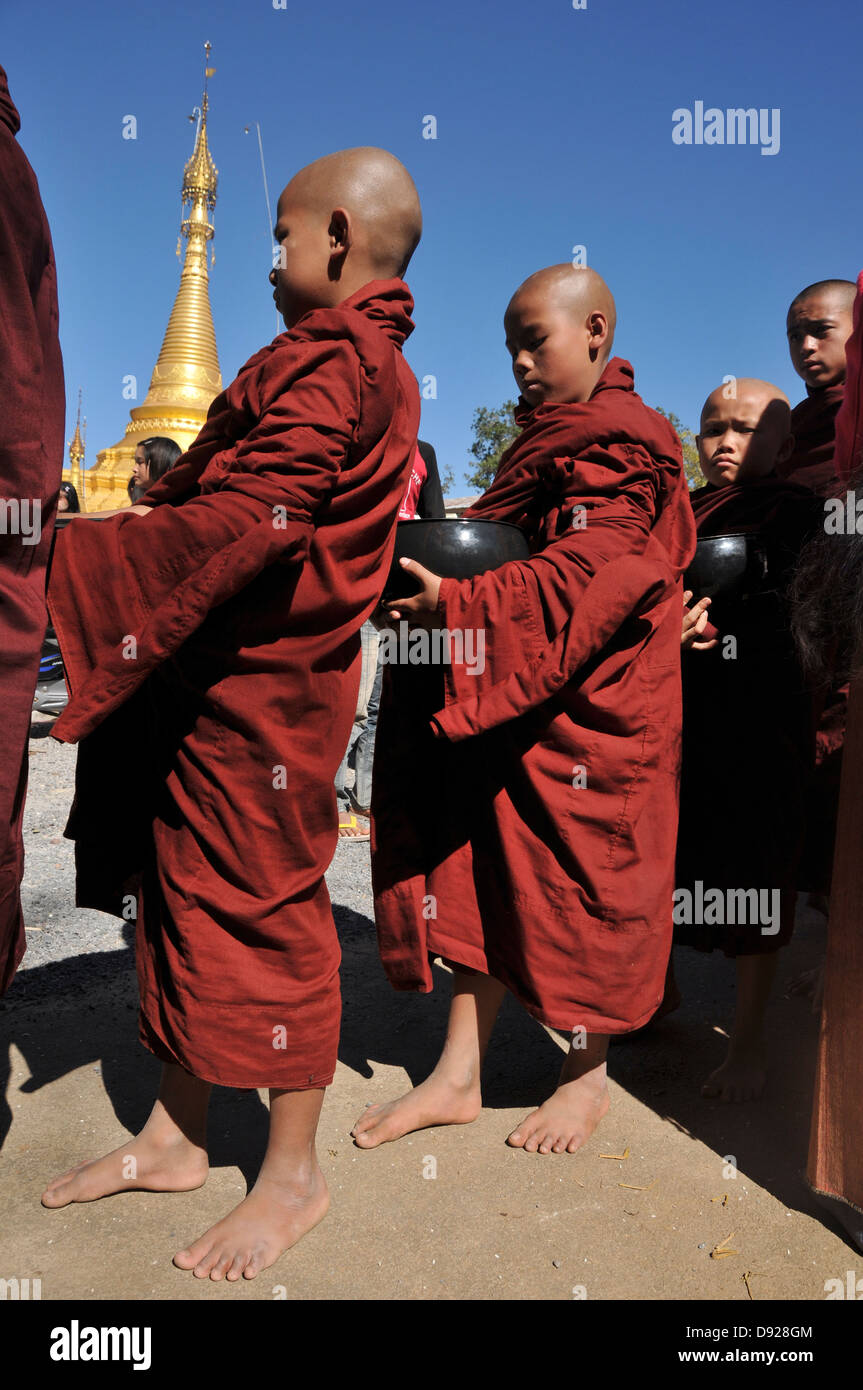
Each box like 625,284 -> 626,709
58,481 -> 80,512
138,436 -> 181,486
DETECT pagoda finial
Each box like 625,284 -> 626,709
68,388 -> 85,468
88,46 -> 223,511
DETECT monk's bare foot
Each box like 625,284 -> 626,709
351,1073 -> 481,1148
508,1033 -> 610,1154
701,1042 -> 767,1102
173,1164 -> 329,1280
507,1070 -> 610,1154
41,1132 -> 208,1208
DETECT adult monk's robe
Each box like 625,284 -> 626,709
372,359 -> 696,1033
0,65 -> 65,994
48,281 -> 419,1089
677,479 -> 820,954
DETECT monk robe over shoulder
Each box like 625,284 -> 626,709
777,383 -> 844,496
0,65 -> 65,993
676,477 -> 821,956
48,280 -> 419,1089
372,358 -> 696,1033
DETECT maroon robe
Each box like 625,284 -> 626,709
0,66 -> 65,994
775,383 -> 848,890
48,281 -> 419,1088
372,359 -> 696,1033
677,478 -> 820,955
777,383 -> 845,496
807,269 -> 863,1246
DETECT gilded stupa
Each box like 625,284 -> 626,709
65,389 -> 85,497
77,45 -> 222,511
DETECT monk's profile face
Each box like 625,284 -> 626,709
504,286 -> 609,406
269,189 -> 338,330
786,290 -> 853,389
697,385 -> 793,487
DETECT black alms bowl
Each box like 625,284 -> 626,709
383,518 -> 530,600
684,533 -> 769,601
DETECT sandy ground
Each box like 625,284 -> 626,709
0,723 -> 855,1301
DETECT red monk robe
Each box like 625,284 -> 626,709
372,358 -> 696,1033
676,478 -> 821,956
0,66 -> 65,994
48,281 -> 419,1088
777,382 -> 844,497
774,381 -> 847,892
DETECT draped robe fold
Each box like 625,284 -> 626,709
0,65 -> 65,994
776,383 -> 848,891
372,359 -> 696,1033
48,281 -> 419,1087
807,268 -> 863,1247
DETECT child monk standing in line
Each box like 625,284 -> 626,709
677,381 -> 820,1101
42,147 -> 422,1278
780,279 -> 856,495
781,280 -> 856,902
354,265 -> 695,1154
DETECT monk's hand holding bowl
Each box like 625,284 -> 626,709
384,556 -> 442,630
681,590 -> 718,651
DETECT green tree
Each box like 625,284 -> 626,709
466,400 -> 520,493
654,407 -> 705,489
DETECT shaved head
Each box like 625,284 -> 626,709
503,264 -> 617,406
786,279 -> 856,389
510,264 -> 617,358
283,146 -> 422,278
788,279 -> 856,316
700,378 -> 791,430
698,378 -> 794,486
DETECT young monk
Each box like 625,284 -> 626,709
676,381 -> 820,1101
41,147 -> 422,1278
354,264 -> 695,1155
781,280 -> 857,900
780,279 -> 856,496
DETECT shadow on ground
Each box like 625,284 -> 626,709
0,899 -> 839,1242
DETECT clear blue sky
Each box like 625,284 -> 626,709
6,0 -> 863,491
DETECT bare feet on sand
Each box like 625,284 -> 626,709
173,1165 -> 329,1280
42,1065 -> 210,1208
701,1040 -> 767,1102
351,1072 -> 481,1148
507,1054 -> 610,1154
41,1130 -> 208,1207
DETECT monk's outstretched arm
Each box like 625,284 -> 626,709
49,340 -> 362,743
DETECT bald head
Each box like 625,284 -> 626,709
283,146 -> 422,279
789,279 -> 857,317
787,280 -> 856,389
698,378 -> 793,486
503,264 -> 617,406
510,265 -> 617,357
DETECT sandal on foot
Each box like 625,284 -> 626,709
338,812 -> 370,840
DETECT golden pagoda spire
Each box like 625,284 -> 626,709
63,389 -> 85,495
86,43 -> 222,511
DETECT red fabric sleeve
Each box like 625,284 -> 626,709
432,491 -> 670,739
49,339 -> 361,743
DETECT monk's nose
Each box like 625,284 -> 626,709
268,268 -> 277,287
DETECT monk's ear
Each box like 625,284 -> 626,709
776,431 -> 795,466
587,310 -> 609,358
327,207 -> 351,277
